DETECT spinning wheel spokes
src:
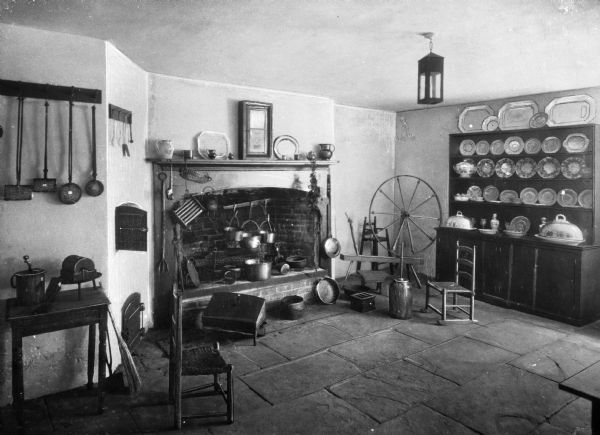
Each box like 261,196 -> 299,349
368,175 -> 441,256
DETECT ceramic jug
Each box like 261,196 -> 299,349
318,143 -> 335,160
156,139 -> 174,159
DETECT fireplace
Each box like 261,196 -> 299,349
151,159 -> 333,327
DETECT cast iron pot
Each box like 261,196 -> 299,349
243,259 -> 272,281
286,255 -> 307,269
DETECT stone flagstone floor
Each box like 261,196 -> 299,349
2,289 -> 599,434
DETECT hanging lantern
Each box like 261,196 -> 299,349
417,32 -> 444,105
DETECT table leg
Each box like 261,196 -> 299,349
87,323 -> 96,389
592,399 -> 600,435
11,328 -> 24,426
98,310 -> 108,414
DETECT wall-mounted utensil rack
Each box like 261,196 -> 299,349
108,104 -> 132,124
0,79 -> 102,103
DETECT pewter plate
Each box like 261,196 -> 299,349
498,100 -> 539,130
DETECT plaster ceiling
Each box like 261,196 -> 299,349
1,0 -> 600,111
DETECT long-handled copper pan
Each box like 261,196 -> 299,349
85,105 -> 104,196
33,101 -> 57,192
58,99 -> 82,204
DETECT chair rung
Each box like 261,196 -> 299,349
184,411 -> 229,420
447,304 -> 472,308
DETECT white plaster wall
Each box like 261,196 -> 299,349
333,105 -> 396,277
396,86 -> 600,278
147,74 -> 335,158
0,24 -> 108,405
105,44 -> 153,328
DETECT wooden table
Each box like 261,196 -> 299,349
6,287 -> 109,425
559,361 -> 600,434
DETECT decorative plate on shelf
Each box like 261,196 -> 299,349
557,189 -> 579,207
519,187 -> 538,205
467,185 -> 483,200
498,100 -> 539,130
562,133 -> 590,153
490,139 -> 505,155
475,140 -> 490,155
524,138 -> 542,154
458,105 -> 494,132
495,158 -> 516,178
482,115 -> 500,131
197,131 -> 230,159
536,157 -> 561,179
541,136 -> 561,153
459,139 -> 476,156
510,216 -> 531,233
561,156 -> 587,179
529,112 -> 548,128
578,189 -> 593,209
483,185 -> 500,202
545,94 -> 596,126
504,136 -> 525,155
538,188 -> 557,206
499,189 -> 519,203
273,135 -> 300,160
515,158 -> 537,178
476,159 -> 495,178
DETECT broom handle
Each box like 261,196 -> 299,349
68,100 -> 73,183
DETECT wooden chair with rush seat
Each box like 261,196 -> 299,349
169,285 -> 233,428
423,240 -> 477,323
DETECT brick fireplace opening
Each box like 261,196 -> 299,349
151,160 -> 333,327
182,186 -> 319,278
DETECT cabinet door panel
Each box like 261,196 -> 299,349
435,233 -> 456,281
509,245 -> 536,307
536,248 -> 579,319
480,241 -> 510,300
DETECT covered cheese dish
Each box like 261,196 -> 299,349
445,211 -> 473,230
536,214 -> 584,245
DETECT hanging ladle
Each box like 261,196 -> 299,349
58,98 -> 82,204
166,162 -> 174,200
85,105 -> 104,196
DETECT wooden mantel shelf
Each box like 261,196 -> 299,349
147,158 -> 337,171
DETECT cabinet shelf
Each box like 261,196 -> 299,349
450,200 -> 592,212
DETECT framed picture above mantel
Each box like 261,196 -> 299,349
239,100 -> 273,159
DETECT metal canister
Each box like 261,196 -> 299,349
11,256 -> 46,306
389,278 -> 413,319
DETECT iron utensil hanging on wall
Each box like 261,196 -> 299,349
156,172 -> 168,272
166,162 -> 174,200
85,105 -> 104,196
58,99 -> 82,204
33,101 -> 57,192
322,203 -> 341,258
5,96 -> 33,200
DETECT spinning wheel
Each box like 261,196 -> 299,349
368,175 -> 442,256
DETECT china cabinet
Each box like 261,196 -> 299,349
436,124 -> 600,325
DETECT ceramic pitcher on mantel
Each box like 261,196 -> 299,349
318,143 -> 335,160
